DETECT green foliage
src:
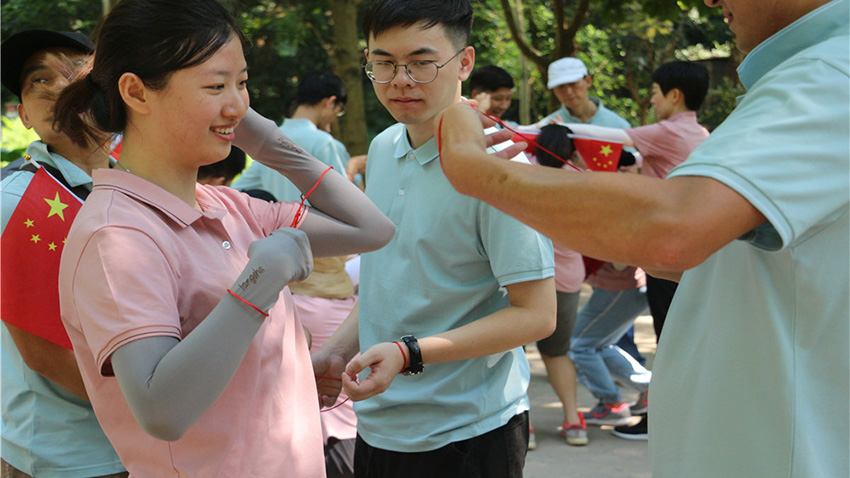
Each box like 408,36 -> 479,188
699,76 -> 745,131
1,116 -> 39,166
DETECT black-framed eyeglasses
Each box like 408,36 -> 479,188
364,48 -> 465,84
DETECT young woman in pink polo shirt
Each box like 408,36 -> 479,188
53,0 -> 394,476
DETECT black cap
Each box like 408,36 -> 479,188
1,30 -> 94,98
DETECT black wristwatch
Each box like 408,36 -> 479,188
400,335 -> 424,376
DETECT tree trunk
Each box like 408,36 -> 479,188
102,0 -> 116,16
330,0 -> 369,156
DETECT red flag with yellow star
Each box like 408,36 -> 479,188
1,166 -> 83,349
571,135 -> 623,172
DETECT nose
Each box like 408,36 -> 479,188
390,64 -> 415,88
223,88 -> 249,121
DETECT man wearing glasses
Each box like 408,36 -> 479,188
312,1 -> 556,477
232,70 -> 349,202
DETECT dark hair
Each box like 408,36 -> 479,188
535,124 -> 575,169
197,146 -> 246,182
362,0 -> 473,50
469,65 -> 514,93
296,70 -> 347,107
651,60 -> 710,111
55,0 -> 246,148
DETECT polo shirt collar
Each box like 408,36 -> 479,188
282,117 -> 317,131
392,125 -> 439,166
92,168 -> 219,228
738,0 -> 847,89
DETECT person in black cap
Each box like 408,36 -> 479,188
0,30 -> 127,478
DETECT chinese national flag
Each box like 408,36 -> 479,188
1,167 -> 83,349
571,135 -> 623,172
511,131 -> 540,156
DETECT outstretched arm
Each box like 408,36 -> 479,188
233,109 -> 394,258
436,103 -> 765,273
341,277 -> 555,401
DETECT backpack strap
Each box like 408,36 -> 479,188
19,162 -> 90,201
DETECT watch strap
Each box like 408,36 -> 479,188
400,335 -> 423,375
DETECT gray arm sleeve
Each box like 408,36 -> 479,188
232,109 -> 395,257
110,295 -> 264,442
110,229 -> 314,441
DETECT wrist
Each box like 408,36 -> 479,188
399,335 -> 424,376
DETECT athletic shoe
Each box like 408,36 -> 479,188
528,425 -> 537,450
630,390 -> 649,415
582,401 -> 632,426
612,414 -> 648,441
559,414 -> 588,446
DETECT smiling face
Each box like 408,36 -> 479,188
144,34 -> 249,167
366,23 -> 474,147
17,47 -> 90,147
484,87 -> 513,118
705,0 -> 829,53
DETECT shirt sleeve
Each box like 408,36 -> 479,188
669,56 -> 849,250
71,226 -> 182,374
477,202 -> 555,287
625,123 -> 666,163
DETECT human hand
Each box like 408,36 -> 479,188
473,91 -> 492,116
346,155 -> 367,183
312,348 -> 348,408
341,341 -> 406,401
231,228 -> 313,312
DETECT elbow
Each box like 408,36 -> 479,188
641,223 -> 710,272
137,415 -> 189,442
362,218 -> 395,252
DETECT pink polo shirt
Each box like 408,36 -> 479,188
626,111 -> 709,179
59,169 -> 325,478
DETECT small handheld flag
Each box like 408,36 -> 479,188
1,164 -> 84,349
570,135 -> 624,172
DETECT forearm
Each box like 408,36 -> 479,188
418,278 -> 555,364
235,109 -> 394,257
320,301 -> 361,363
438,105 -> 765,271
7,324 -> 89,400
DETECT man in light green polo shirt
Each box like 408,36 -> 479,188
434,0 -> 849,476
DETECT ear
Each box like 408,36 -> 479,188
583,75 -> 593,88
668,88 -> 685,106
17,103 -> 33,130
458,46 -> 475,81
323,96 -> 338,109
118,72 -> 152,116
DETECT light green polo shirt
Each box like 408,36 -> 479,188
0,141 -> 125,477
651,1 -> 849,476
355,124 -> 554,452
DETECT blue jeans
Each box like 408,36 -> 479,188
570,287 -> 651,403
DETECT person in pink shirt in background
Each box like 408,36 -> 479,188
556,60 -> 711,440
52,0 -> 394,476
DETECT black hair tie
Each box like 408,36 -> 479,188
84,73 -> 99,92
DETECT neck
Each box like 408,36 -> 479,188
406,121 -> 435,150
47,139 -> 111,177
117,133 -> 200,208
567,99 -> 597,123
291,105 -> 324,129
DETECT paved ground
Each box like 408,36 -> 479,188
523,285 -> 656,478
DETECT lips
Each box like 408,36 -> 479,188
211,124 -> 237,141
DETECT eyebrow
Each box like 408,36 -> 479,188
370,47 -> 440,58
207,66 -> 249,76
21,64 -> 48,81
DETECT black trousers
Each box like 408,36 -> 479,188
354,411 -> 529,478
646,275 -> 679,341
